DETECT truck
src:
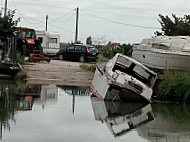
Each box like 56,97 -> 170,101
36,30 -> 60,56
16,27 -> 43,56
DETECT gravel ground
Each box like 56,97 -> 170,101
24,60 -> 95,86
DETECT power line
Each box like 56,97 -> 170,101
49,13 -> 75,23
11,0 -> 30,23
80,9 -> 160,30
34,13 -> 75,30
48,9 -> 75,24
11,0 -> 75,25
11,0 -> 44,25
48,23 -> 88,37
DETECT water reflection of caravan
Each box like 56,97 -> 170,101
36,31 -> 60,56
40,85 -> 58,105
91,97 -> 154,137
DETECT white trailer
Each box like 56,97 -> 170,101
36,30 -> 60,56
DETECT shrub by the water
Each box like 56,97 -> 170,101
16,52 -> 25,65
157,71 -> 190,103
15,70 -> 27,81
102,44 -> 132,59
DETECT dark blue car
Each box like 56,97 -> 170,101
57,44 -> 98,62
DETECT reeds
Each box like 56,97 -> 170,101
157,71 -> 190,103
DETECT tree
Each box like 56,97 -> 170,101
92,35 -> 107,45
86,36 -> 92,45
0,10 -> 20,41
155,14 -> 190,36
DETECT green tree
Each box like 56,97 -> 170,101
86,36 -> 92,45
0,10 -> 20,41
156,14 -> 190,36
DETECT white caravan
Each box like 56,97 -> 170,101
36,30 -> 60,56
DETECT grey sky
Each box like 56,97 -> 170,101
1,0 -> 190,44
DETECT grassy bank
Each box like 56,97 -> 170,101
15,52 -> 27,81
155,71 -> 190,103
15,70 -> 27,81
79,54 -> 108,72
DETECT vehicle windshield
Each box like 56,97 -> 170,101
23,31 -> 35,38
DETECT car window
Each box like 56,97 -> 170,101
88,47 -> 97,52
75,46 -> 81,51
82,46 -> 87,52
67,46 -> 75,51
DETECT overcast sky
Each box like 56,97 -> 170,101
1,0 -> 190,44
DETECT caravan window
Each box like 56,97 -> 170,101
49,38 -> 57,43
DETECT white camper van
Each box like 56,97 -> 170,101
36,31 -> 60,56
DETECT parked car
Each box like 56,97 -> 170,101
56,44 -> 98,62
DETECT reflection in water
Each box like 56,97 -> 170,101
1,81 -> 96,140
137,103 -> 190,142
0,80 -> 17,140
0,80 -> 58,140
58,86 -> 92,114
58,86 -> 92,96
35,85 -> 58,111
1,80 -> 190,142
0,80 -> 63,140
91,97 -> 154,137
16,95 -> 33,111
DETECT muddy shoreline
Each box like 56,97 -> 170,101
24,60 -> 95,86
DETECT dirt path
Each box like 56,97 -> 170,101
24,60 -> 95,86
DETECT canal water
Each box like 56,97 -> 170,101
0,79 -> 190,142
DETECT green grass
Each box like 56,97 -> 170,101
79,54 -> 109,72
80,63 -> 97,72
97,54 -> 109,62
16,52 -> 25,65
15,70 -> 27,81
156,71 -> 190,103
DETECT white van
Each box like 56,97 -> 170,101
36,30 -> 60,56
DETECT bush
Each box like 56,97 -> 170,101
16,52 -> 25,64
157,71 -> 190,103
15,70 -> 27,81
102,44 -> 132,59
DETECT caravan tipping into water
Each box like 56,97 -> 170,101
36,31 -> 60,56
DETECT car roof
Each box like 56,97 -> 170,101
74,44 -> 95,48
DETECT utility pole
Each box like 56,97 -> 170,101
75,7 -> 79,43
45,14 -> 48,31
4,0 -> 8,17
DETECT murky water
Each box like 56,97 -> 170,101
0,80 -> 190,142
